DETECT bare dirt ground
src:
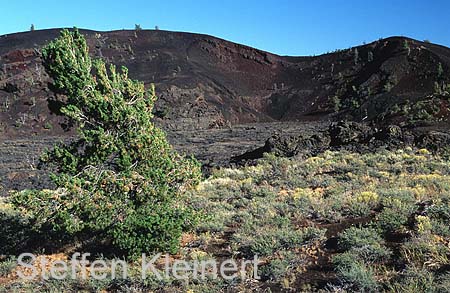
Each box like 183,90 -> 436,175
0,121 -> 328,196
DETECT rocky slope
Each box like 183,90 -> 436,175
1,29 -> 449,139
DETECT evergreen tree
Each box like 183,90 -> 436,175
11,29 -> 201,258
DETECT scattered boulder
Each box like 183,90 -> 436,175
415,131 -> 450,152
375,125 -> 402,140
330,122 -> 415,148
329,121 -> 374,146
373,125 -> 415,146
231,133 -> 327,162
264,134 -> 326,157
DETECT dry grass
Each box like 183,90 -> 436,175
1,147 -> 450,291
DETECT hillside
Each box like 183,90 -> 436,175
1,29 -> 450,292
1,29 -> 449,139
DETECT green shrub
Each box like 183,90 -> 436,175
233,226 -> 325,257
428,200 -> 450,237
388,266 -> 437,293
430,218 -> 450,237
377,197 -> 416,233
401,235 -> 449,269
350,245 -> 392,263
0,207 -> 36,255
332,252 -> 379,292
10,29 -> 201,259
347,201 -> 371,217
338,227 -> 391,262
0,257 -> 16,277
260,250 -> 296,281
338,227 -> 383,251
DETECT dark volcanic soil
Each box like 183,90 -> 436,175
0,121 -> 328,196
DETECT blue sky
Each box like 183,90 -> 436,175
2,0 -> 449,56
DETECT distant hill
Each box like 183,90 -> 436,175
0,29 -> 449,138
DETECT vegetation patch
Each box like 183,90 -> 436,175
2,147 -> 450,291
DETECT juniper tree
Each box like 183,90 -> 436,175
11,29 -> 201,258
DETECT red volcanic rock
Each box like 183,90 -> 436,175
0,29 -> 449,139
